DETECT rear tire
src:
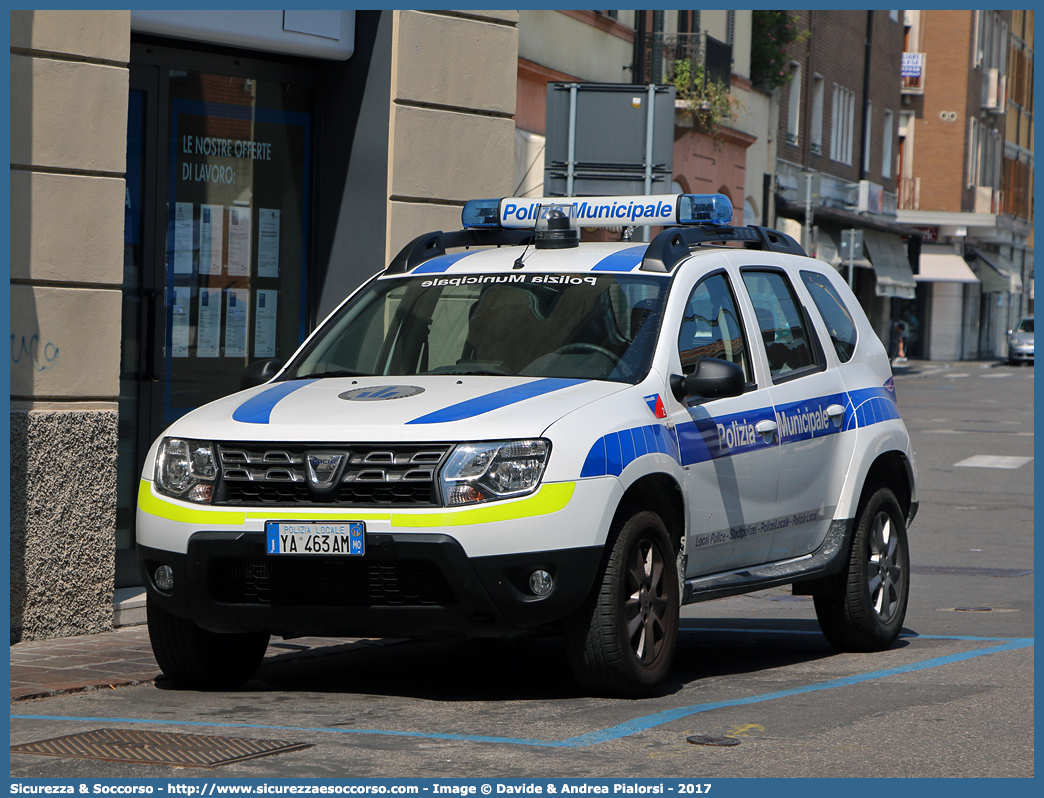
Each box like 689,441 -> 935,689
564,508 -> 679,697
147,597 -> 270,690
814,486 -> 910,652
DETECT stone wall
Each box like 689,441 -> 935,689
10,411 -> 118,642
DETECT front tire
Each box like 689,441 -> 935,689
564,508 -> 679,697
147,597 -> 270,690
814,486 -> 910,651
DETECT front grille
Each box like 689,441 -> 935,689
208,558 -> 456,607
213,442 -> 450,507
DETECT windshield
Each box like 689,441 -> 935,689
283,273 -> 670,384
1017,318 -> 1034,333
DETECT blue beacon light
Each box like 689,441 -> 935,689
678,194 -> 733,225
461,198 -> 502,228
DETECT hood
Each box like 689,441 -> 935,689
1011,331 -> 1034,344
164,375 -> 629,443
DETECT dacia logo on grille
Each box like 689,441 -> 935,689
306,452 -> 345,490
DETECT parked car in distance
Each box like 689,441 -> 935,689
1008,316 -> 1034,364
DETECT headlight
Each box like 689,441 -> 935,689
439,439 -> 550,506
154,437 -> 217,504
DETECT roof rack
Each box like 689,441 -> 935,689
386,228 -> 534,275
640,224 -> 806,273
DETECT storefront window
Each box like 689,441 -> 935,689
164,71 -> 312,422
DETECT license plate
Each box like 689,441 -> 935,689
265,521 -> 365,555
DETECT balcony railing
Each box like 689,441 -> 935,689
639,31 -> 732,90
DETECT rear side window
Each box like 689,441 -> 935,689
800,270 -> 858,362
741,270 -> 817,380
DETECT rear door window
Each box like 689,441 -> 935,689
740,269 -> 818,381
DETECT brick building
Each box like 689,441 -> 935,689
773,10 -> 917,348
896,10 -> 1031,360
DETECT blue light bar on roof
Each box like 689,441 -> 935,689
461,198 -> 502,228
678,194 -> 733,225
462,194 -> 735,229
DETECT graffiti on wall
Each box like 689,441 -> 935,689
11,334 -> 60,371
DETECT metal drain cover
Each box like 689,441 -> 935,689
11,729 -> 312,768
686,735 -> 741,747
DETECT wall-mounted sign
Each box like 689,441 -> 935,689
901,53 -> 924,78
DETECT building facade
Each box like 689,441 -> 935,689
896,9 -> 1032,360
10,9 -> 520,641
513,10 -> 771,232
773,10 -> 917,349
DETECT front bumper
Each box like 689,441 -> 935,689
139,533 -> 603,639
1008,344 -> 1034,361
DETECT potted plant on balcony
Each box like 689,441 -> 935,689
671,58 -> 739,141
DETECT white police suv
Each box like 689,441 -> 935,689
138,194 -> 918,696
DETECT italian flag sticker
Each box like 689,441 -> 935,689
644,393 -> 667,419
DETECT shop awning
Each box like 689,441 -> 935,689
862,229 -> 917,299
972,248 -> 1024,293
916,245 -> 980,283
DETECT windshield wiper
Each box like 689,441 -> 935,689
286,369 -> 371,380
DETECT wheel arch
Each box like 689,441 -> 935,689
861,450 -> 914,523
616,472 -> 685,555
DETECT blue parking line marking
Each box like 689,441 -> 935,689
566,637 -> 1033,747
11,634 -> 1032,749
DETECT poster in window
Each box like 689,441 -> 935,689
224,288 -> 249,357
199,204 -> 224,275
174,202 -> 194,274
197,288 -> 221,357
254,290 -> 278,358
257,209 -> 281,278
171,287 -> 191,356
227,207 -> 251,276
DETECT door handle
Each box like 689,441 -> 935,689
755,419 -> 778,444
826,404 -> 846,428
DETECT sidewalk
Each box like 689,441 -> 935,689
10,624 -> 391,703
10,624 -> 160,702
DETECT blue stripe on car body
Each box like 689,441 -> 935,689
844,386 -> 901,431
773,392 -> 849,443
580,384 -> 901,477
580,424 -> 683,477
591,245 -> 648,272
406,378 -> 587,425
232,380 -> 317,424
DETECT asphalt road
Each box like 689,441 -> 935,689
10,361 -> 1034,780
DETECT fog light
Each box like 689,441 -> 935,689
529,569 -> 553,597
188,484 -> 213,503
155,565 -> 174,591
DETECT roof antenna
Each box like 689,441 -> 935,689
512,239 -> 532,269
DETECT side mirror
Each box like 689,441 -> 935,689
240,359 -> 284,390
670,357 -> 745,402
